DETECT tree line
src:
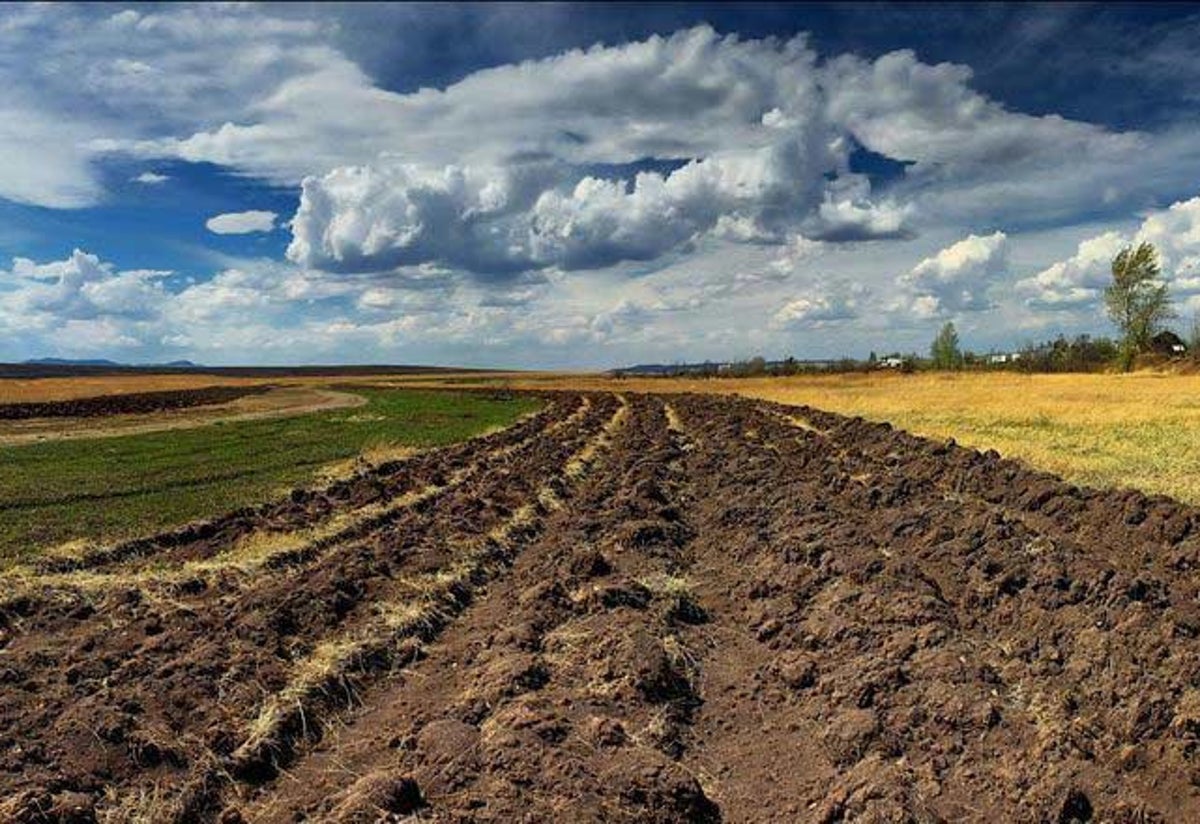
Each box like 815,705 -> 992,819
614,241 -> 1193,379
929,241 -> 1193,373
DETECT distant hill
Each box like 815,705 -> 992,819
1,361 -> 498,379
23,357 -> 202,369
23,357 -> 123,367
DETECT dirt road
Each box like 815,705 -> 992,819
2,392 -> 1198,822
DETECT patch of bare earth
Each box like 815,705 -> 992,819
3,392 -> 1200,822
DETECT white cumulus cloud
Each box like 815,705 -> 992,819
1,249 -> 171,329
1016,195 -> 1200,311
288,138 -> 843,277
802,174 -> 914,241
206,210 -> 278,235
0,4 -> 335,208
895,231 -> 1008,316
772,283 -> 865,328
122,25 -> 832,183
1015,231 -> 1126,309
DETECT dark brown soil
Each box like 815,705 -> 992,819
0,386 -> 272,420
3,392 -> 1200,822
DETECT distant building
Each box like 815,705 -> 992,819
879,356 -> 904,369
987,352 -> 1022,365
1150,330 -> 1188,357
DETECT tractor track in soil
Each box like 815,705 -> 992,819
3,391 -> 1200,822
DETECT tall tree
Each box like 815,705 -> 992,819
1105,242 -> 1172,371
930,321 -> 962,370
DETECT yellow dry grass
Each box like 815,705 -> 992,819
662,403 -> 684,433
0,374 -> 272,403
0,370 -> 541,404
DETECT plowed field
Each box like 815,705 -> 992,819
3,392 -> 1199,822
0,387 -> 273,420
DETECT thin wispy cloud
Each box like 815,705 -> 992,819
132,171 -> 170,185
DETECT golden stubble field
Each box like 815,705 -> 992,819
0,372 -> 533,403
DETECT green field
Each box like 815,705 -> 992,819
0,388 -> 540,565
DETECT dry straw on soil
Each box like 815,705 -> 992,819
229,398 -> 629,785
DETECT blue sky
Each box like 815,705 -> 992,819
2,3 -> 1200,367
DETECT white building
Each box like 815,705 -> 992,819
988,352 -> 1022,365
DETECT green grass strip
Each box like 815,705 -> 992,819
0,388 -> 540,566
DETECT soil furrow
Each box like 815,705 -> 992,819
6,398 -> 580,598
0,394 -> 618,821
232,395 -> 720,823
0,386 -> 274,420
671,393 -> 1200,822
82,395 -> 636,823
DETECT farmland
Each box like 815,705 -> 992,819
3,384 -> 1200,821
728,371 -> 1200,505
482,370 -> 1200,505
